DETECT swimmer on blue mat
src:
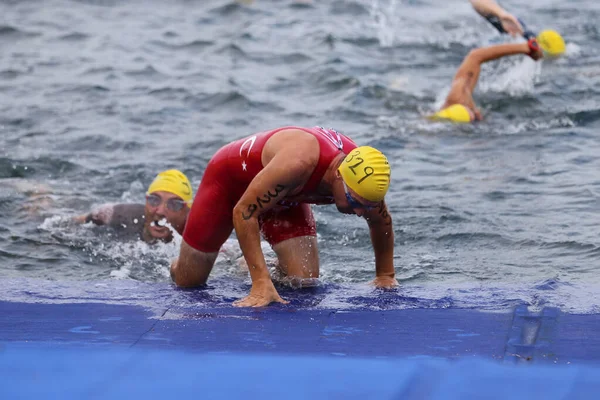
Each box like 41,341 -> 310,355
74,169 -> 192,244
171,126 -> 396,307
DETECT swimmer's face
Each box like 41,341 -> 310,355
143,190 -> 189,243
333,175 -> 379,217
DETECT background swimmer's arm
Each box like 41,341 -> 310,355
232,143 -> 318,307
73,204 -> 145,229
72,214 -> 91,224
470,0 -> 523,36
72,204 -> 115,226
447,42 -> 542,100
365,200 -> 397,289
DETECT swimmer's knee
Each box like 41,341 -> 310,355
272,235 -> 320,278
170,258 -> 208,288
171,241 -> 217,288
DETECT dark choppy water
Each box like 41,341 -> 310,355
1,0 -> 599,313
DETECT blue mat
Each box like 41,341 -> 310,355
2,298 -> 600,399
2,346 -> 600,399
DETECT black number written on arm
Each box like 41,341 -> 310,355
241,184 -> 286,220
372,201 -> 392,226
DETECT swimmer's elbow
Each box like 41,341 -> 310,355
232,204 -> 259,227
465,48 -> 484,64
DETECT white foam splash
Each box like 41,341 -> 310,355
368,0 -> 400,47
119,180 -> 144,203
110,264 -> 132,279
502,116 -> 576,135
151,217 -> 168,228
479,56 -> 541,96
565,42 -> 581,57
38,215 -> 68,230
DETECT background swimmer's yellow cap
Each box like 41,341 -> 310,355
430,104 -> 472,123
147,169 -> 193,205
537,30 -> 566,56
338,146 -> 391,202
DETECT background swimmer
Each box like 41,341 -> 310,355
429,39 -> 546,123
74,169 -> 192,244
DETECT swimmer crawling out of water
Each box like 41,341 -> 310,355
171,126 -> 396,308
74,169 -> 192,244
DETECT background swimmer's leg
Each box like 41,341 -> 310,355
170,240 -> 218,288
272,235 -> 319,287
1,178 -> 55,218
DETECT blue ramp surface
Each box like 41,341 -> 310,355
1,301 -> 512,358
2,347 -> 600,400
2,290 -> 600,399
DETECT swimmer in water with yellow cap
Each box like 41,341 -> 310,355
429,0 -> 565,123
74,169 -> 192,244
430,37 -> 549,123
171,126 -> 395,307
471,0 -> 567,56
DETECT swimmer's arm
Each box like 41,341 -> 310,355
447,42 -> 537,99
72,212 -> 106,225
232,151 -> 317,307
364,200 -> 397,288
469,0 -> 523,36
72,214 -> 91,224
72,204 -> 114,226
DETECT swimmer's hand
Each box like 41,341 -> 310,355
527,39 -> 544,61
233,279 -> 289,307
498,12 -> 523,37
371,275 -> 399,289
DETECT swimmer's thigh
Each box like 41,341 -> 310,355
174,160 -> 235,287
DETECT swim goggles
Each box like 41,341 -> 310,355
343,181 -> 376,211
146,193 -> 187,212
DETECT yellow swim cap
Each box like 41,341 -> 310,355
430,104 -> 472,123
147,169 -> 193,205
338,146 -> 391,202
537,30 -> 566,57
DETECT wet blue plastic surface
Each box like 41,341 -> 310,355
1,300 -> 600,399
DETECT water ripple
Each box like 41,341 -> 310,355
0,0 -> 598,314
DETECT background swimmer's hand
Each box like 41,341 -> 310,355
498,11 -> 524,37
233,279 -> 289,307
371,275 -> 399,289
72,214 -> 90,224
527,38 -> 544,61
